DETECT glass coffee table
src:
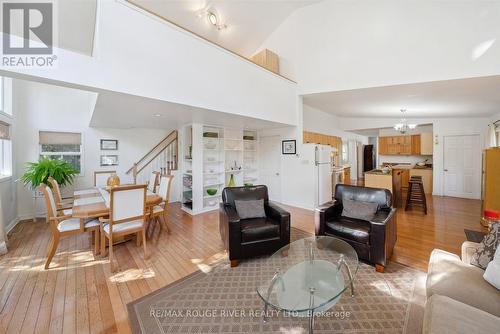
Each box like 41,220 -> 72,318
256,236 -> 358,334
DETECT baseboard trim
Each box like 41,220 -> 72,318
6,217 -> 20,234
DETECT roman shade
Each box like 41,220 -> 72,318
0,122 -> 10,140
39,131 -> 81,145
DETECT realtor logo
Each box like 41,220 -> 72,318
2,2 -> 56,67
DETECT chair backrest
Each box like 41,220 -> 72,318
157,175 -> 174,202
148,172 -> 160,193
109,184 -> 146,224
39,183 -> 58,218
222,185 -> 269,208
94,170 -> 116,187
47,177 -> 62,205
334,184 -> 392,209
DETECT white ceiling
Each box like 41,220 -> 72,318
90,90 -> 287,130
303,75 -> 500,118
130,0 -> 319,57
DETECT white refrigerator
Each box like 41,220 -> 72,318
314,144 -> 335,206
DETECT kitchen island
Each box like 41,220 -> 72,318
364,168 -> 403,207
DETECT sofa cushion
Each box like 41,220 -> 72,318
240,218 -> 280,243
325,216 -> 371,244
484,246 -> 500,290
426,248 -> 500,317
341,198 -> 378,221
471,221 -> 500,269
423,295 -> 500,334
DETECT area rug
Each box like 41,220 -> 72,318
128,228 -> 426,333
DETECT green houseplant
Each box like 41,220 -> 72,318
20,158 -> 78,190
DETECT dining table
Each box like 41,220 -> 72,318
71,187 -> 162,248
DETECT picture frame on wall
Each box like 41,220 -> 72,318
282,140 -> 296,155
100,139 -> 118,150
100,155 -> 119,166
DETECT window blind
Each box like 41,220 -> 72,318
0,122 -> 10,140
39,131 -> 81,145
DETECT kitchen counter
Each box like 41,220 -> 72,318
364,168 -> 403,207
365,169 -> 392,175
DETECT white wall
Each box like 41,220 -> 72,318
1,0 -> 298,127
13,79 -> 180,219
259,0 -> 500,94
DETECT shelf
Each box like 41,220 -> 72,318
203,194 -> 222,199
204,183 -> 224,187
225,170 -> 243,173
183,172 -> 192,176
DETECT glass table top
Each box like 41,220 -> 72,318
256,236 -> 359,314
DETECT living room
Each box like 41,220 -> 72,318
0,1 -> 499,333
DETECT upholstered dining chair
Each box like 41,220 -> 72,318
94,170 -> 116,187
148,171 -> 160,193
99,184 -> 148,271
149,175 -> 174,234
47,176 -> 73,215
39,183 -> 100,269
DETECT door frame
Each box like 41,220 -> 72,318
258,135 -> 282,202
441,133 -> 482,199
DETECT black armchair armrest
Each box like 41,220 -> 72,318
219,203 -> 242,260
315,200 -> 340,235
369,207 -> 397,267
265,202 -> 291,245
369,207 -> 396,225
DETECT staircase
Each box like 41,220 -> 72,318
126,130 -> 178,184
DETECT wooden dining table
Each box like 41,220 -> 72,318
72,187 -> 162,220
71,187 -> 162,249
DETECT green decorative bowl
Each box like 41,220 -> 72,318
206,188 -> 217,196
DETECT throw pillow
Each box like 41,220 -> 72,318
234,199 -> 266,219
341,197 -> 378,221
471,221 -> 500,269
484,246 -> 500,290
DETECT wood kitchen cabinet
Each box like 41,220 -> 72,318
303,131 -> 342,153
378,134 -> 433,156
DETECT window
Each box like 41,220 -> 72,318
39,131 -> 82,174
341,142 -> 349,164
0,122 -> 11,178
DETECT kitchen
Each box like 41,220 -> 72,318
365,126 -> 434,208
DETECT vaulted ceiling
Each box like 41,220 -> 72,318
129,0 -> 320,57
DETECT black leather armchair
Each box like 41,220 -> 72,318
219,185 -> 291,267
315,184 -> 397,272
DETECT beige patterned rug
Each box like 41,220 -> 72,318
128,228 -> 426,333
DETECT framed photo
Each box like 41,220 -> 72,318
100,155 -> 119,166
100,139 -> 118,150
282,140 -> 296,155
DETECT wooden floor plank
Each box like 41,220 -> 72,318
0,198 -> 484,333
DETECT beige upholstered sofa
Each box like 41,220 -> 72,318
423,242 -> 500,334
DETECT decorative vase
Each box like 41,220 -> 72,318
228,174 -> 236,187
107,173 -> 120,187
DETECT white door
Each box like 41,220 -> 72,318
259,136 -> 282,202
443,135 -> 481,199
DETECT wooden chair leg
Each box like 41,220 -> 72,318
93,229 -> 99,255
142,229 -> 148,259
375,264 -> 385,273
109,236 -> 116,272
162,212 -> 172,234
230,260 -> 238,268
100,227 -> 106,257
44,234 -> 60,270
136,232 -> 141,246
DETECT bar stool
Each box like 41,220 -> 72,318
405,176 -> 427,214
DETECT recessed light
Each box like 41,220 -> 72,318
153,114 -> 161,117
208,12 -> 218,26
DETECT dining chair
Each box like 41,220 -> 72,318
39,183 -> 100,269
99,184 -> 148,271
149,175 -> 174,234
94,170 -> 116,187
47,176 -> 73,215
148,171 -> 160,193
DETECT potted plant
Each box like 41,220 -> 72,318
20,158 -> 78,190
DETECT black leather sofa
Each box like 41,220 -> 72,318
219,185 -> 291,267
315,184 -> 397,272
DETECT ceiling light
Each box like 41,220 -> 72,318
153,114 -> 161,117
208,12 -> 218,26
196,7 -> 227,30
393,109 -> 417,134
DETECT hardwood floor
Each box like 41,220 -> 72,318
0,197 -> 486,333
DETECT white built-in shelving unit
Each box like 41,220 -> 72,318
181,124 -> 259,215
